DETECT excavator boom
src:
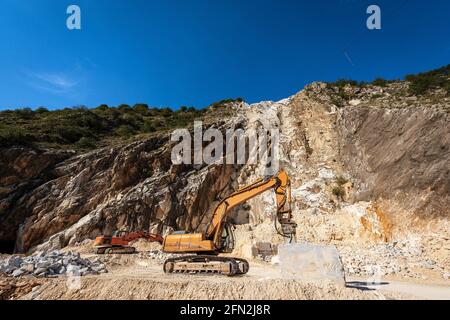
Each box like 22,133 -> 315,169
207,169 -> 295,247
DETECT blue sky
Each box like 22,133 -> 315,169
0,0 -> 449,110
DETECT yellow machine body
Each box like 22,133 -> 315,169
163,233 -> 215,253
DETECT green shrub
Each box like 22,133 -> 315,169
372,78 -> 388,87
35,107 -> 49,114
210,98 -> 243,109
76,137 -> 96,149
333,79 -> 359,88
143,120 -> 156,132
152,119 -> 163,128
332,186 -> 345,199
121,113 -> 141,127
76,112 -> 104,130
335,175 -> 348,186
445,82 -> 450,94
406,74 -> 432,95
0,127 -> 32,147
103,107 -> 121,119
15,108 -> 34,119
331,96 -> 344,108
178,106 -> 197,113
161,108 -> 173,117
133,104 -> 149,113
96,104 -> 109,111
371,93 -> 384,99
46,133 -> 65,144
118,104 -> 132,113
336,87 -> 350,101
114,125 -> 135,137
55,126 -> 86,143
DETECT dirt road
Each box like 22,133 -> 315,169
347,278 -> 450,300
19,255 -> 449,300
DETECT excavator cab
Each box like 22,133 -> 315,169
113,230 -> 128,238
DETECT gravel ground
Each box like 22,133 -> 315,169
17,255 -> 423,300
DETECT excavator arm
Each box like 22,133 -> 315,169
206,170 -> 296,248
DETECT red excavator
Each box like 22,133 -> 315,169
93,230 -> 164,254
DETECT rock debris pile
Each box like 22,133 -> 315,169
0,251 -> 107,278
339,238 -> 450,280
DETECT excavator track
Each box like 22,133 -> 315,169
163,255 -> 249,276
95,246 -> 136,254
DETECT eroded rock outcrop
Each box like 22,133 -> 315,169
337,105 -> 449,224
0,148 -> 73,251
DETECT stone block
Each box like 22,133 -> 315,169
278,243 -> 346,286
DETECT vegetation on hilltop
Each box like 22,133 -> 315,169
327,64 -> 450,96
0,98 -> 243,150
326,78 -> 394,89
405,64 -> 450,95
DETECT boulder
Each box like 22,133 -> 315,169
12,269 -> 26,277
278,243 -> 346,287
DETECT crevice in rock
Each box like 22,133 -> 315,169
0,240 -> 15,254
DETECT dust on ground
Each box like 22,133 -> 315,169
2,239 -> 448,300
18,253 -> 422,300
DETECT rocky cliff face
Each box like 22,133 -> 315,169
0,81 -> 448,256
338,105 -> 449,224
1,118 -> 244,253
0,148 -> 73,252
306,82 -> 449,235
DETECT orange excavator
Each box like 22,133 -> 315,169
93,230 -> 164,254
162,170 -> 297,276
